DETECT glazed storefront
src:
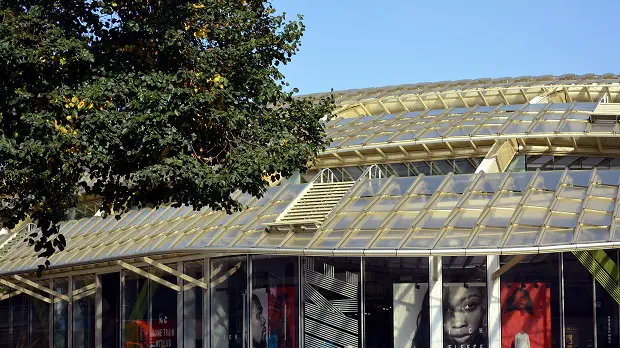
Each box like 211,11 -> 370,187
0,251 -> 618,348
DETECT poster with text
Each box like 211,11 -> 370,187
393,283 -> 429,348
443,283 -> 487,348
501,282 -> 551,348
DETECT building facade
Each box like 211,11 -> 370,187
2,74 -> 620,348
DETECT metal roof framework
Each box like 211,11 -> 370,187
318,100 -> 620,168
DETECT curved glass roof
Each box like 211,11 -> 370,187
324,102 -> 605,153
305,73 -> 620,107
2,169 -> 620,274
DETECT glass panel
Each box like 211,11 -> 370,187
355,179 -> 389,197
31,290 -> 50,348
343,198 -> 373,212
516,208 -> 547,226
364,258 -> 429,348
504,172 -> 535,192
586,198 -> 614,212
303,257 -> 361,347
499,254 -> 561,348
73,275 -> 96,348
596,250 -> 620,348
102,273 -> 120,347
0,291 -> 9,348
10,294 -> 29,347
123,271 -> 151,348
355,213 -> 389,229
524,191 -> 554,208
560,122 -> 588,133
324,214 -> 359,230
548,213 -> 578,228
582,211 -> 612,226
370,197 -> 402,212
482,208 -> 514,228
211,256 -> 247,348
553,198 -> 582,214
541,229 -> 574,245
54,278 -> 69,348
417,210 -> 450,229
504,227 -> 540,247
591,186 -> 618,198
400,196 -> 430,211
578,227 -> 609,242
252,256 -> 299,348
534,171 -> 563,190
469,227 -> 505,247
442,257 -> 488,347
451,210 -> 483,229
151,268 -> 178,348
563,253 -> 595,348
384,212 -> 419,230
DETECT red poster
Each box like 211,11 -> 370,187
267,286 -> 296,348
501,283 -> 552,348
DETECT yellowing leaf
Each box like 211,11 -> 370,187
77,101 -> 85,110
71,96 -> 79,103
193,3 -> 205,9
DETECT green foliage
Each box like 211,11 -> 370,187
0,0 -> 334,262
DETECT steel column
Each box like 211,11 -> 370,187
177,262 -> 184,348
487,255 -> 501,348
429,256 -> 443,348
204,257 -> 210,348
95,275 -> 102,348
560,253 -> 566,348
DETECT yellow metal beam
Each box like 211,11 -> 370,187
117,260 -> 180,292
142,257 -> 208,290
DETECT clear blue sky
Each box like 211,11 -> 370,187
272,0 -> 620,95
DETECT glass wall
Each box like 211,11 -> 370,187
211,256 -> 248,348
364,257 -> 429,348
303,257 -> 360,348
5,252 -> 620,347
500,254 -> 561,348
442,256 -> 487,348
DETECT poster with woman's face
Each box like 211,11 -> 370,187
501,283 -> 551,348
443,283 -> 487,348
393,283 -> 429,348
252,287 -> 296,348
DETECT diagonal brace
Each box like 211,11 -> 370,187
13,274 -> 70,302
143,257 -> 208,290
118,260 -> 180,292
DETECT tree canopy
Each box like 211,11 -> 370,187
0,0 -> 334,265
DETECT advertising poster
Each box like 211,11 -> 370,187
253,287 -> 296,348
393,283 -> 429,348
443,283 -> 487,348
501,282 -> 551,348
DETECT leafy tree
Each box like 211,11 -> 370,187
0,0 -> 334,264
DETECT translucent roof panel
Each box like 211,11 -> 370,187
4,170 -> 620,274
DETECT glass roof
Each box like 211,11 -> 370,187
324,101 -> 602,152
306,74 -> 620,105
2,169 -> 620,274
